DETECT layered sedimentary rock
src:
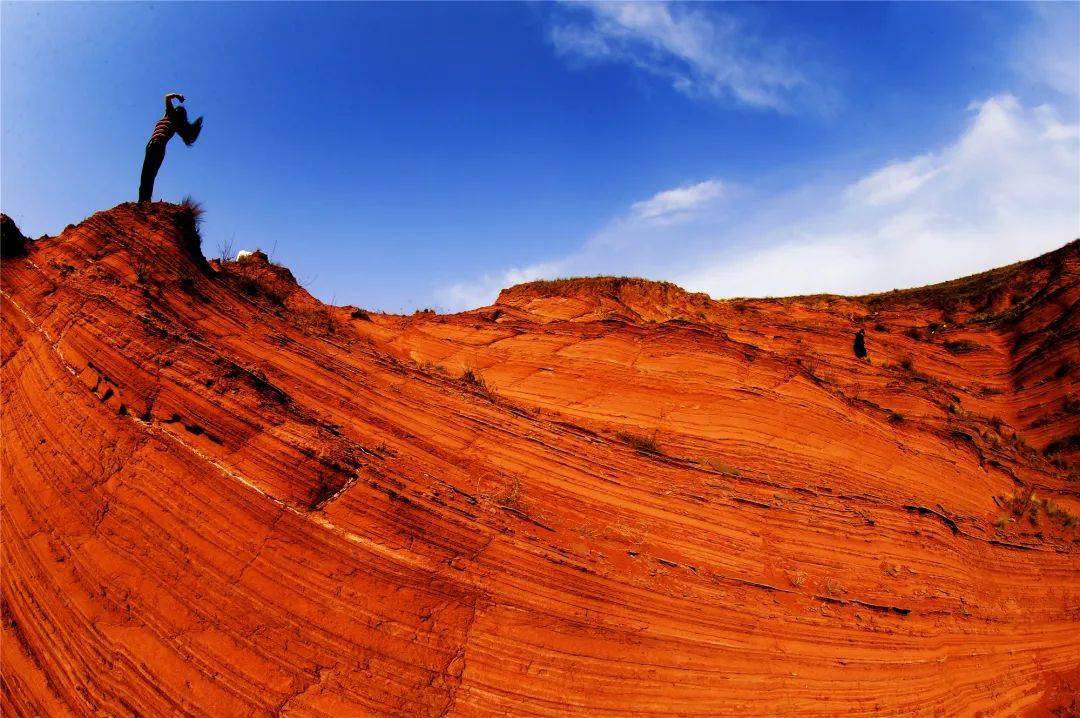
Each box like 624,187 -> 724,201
2,203 -> 1077,716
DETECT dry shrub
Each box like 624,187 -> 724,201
1001,490 -> 1079,528
461,369 -> 494,398
617,431 -> 662,455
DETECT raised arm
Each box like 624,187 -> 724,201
164,93 -> 185,114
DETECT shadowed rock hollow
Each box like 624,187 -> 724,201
2,203 -> 1078,716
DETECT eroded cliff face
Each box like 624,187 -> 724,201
2,203 -> 1077,717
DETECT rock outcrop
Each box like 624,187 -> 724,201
2,203 -> 1077,716
0,214 -> 28,259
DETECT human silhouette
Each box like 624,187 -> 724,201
139,93 -> 203,203
853,328 -> 868,360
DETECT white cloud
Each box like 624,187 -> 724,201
678,95 -> 1080,297
437,95 -> 1079,310
844,154 -> 938,207
548,2 -> 826,113
630,179 -> 723,221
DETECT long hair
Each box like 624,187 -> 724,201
169,104 -> 203,146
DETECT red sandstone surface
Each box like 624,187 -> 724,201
2,202 -> 1078,716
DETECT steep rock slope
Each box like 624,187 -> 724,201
2,203 -> 1078,717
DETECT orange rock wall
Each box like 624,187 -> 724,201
2,204 -> 1077,716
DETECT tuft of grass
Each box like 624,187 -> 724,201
617,431 -> 662,455
179,195 -> 206,224
176,195 -> 205,255
888,411 -> 905,425
1046,503 -> 1078,528
134,257 -> 151,285
1000,490 -> 1080,529
350,308 -> 371,321
461,368 -> 495,398
900,357 -> 915,372
904,327 -> 923,341
419,361 -> 447,376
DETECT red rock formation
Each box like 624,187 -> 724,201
2,203 -> 1077,716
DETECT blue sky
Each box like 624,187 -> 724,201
2,2 -> 1077,311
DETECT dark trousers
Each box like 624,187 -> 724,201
139,141 -> 167,203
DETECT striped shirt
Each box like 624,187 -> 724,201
148,116 -> 176,146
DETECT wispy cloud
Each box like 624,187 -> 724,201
630,179 -> 723,222
547,1 -> 828,113
437,95 -> 1078,310
844,154 -> 939,207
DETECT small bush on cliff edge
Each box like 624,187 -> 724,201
175,196 -> 206,263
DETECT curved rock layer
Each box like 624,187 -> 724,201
2,203 -> 1078,717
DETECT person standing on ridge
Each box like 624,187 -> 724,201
138,93 -> 203,203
